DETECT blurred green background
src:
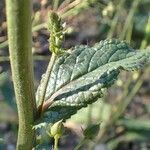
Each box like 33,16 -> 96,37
0,0 -> 150,149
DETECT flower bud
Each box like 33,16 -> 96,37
50,119 -> 64,138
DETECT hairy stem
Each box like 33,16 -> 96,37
6,0 -> 36,149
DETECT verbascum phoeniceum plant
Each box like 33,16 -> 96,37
6,0 -> 150,149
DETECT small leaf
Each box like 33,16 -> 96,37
36,39 -> 150,123
83,123 -> 100,139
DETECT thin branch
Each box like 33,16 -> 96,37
58,0 -> 82,15
120,0 -> 141,40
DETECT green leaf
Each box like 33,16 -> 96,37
36,39 -> 150,123
83,123 -> 100,139
117,118 -> 150,131
107,131 -> 150,150
108,118 -> 150,149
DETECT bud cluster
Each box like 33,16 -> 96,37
48,11 -> 64,55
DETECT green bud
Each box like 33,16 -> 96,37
50,119 -> 64,139
48,11 -> 62,32
48,11 -> 64,55
83,123 -> 100,139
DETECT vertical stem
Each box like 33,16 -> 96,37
6,0 -> 36,149
54,136 -> 59,150
74,138 -> 86,150
107,0 -> 126,38
140,16 -> 150,49
120,0 -> 141,40
53,0 -> 60,11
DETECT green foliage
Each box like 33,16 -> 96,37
83,123 -> 100,139
117,118 -> 150,131
2,1 -> 150,149
36,39 -> 150,124
107,118 -> 150,149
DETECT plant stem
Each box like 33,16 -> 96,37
125,21 -> 133,42
38,53 -> 57,114
32,23 -> 47,32
6,0 -> 36,149
74,138 -> 86,150
53,0 -> 60,11
140,16 -> 150,49
120,0 -> 141,40
54,136 -> 59,150
58,0 -> 82,15
107,0 -> 126,38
